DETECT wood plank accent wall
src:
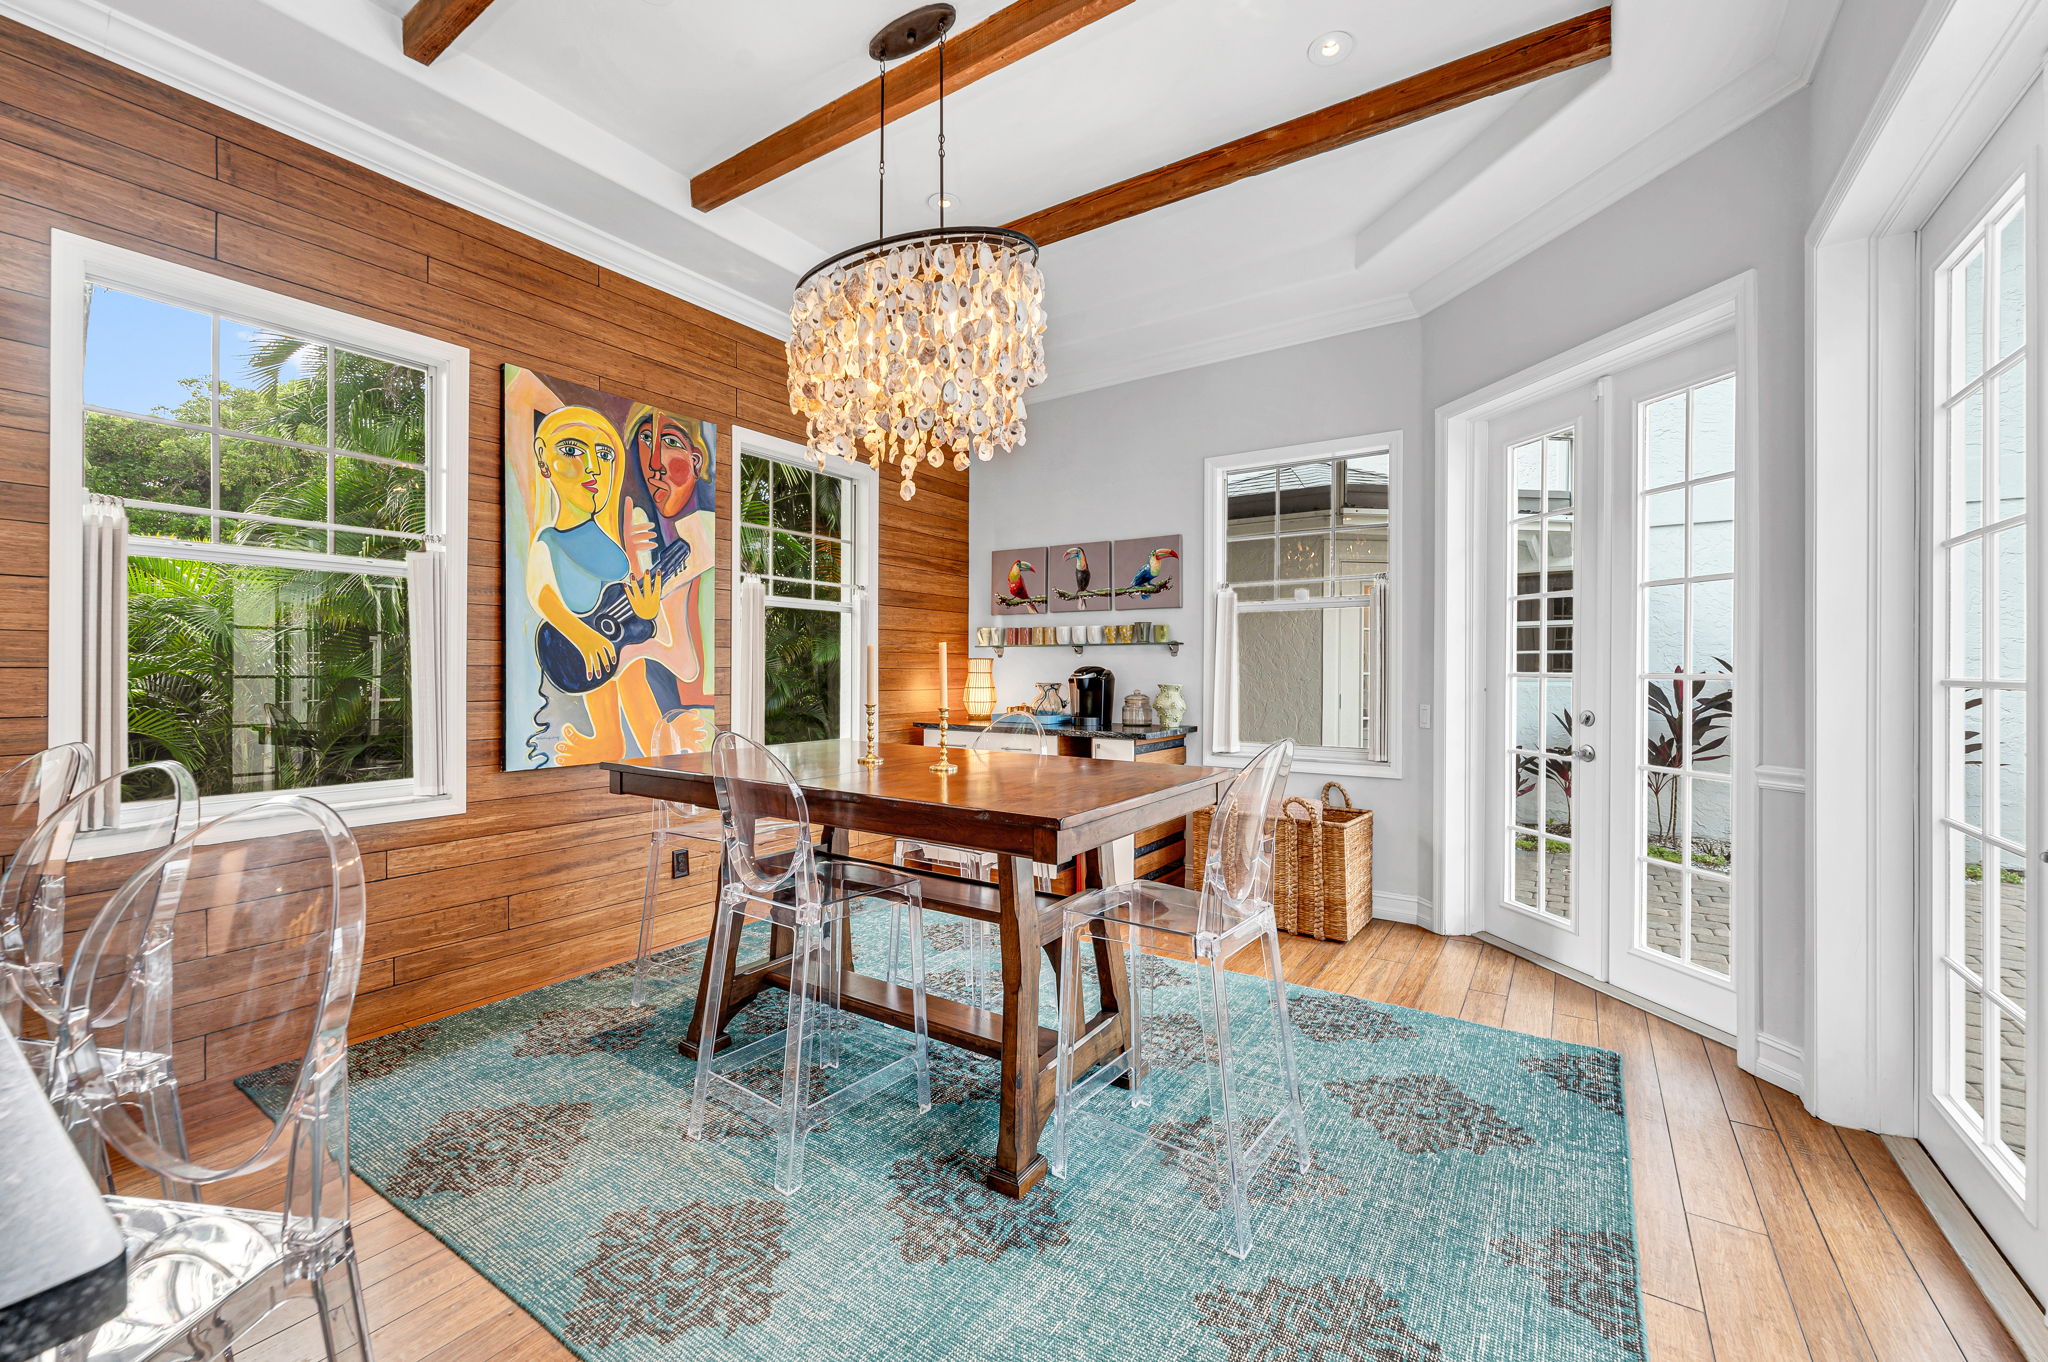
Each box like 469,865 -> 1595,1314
0,18 -> 970,1077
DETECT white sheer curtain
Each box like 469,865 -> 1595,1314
81,495 -> 127,811
1210,583 -> 1239,755
731,574 -> 767,741
405,546 -> 448,796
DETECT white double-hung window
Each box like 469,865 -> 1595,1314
48,233 -> 469,826
1205,435 -> 1399,776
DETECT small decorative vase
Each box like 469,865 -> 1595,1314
1154,682 -> 1187,728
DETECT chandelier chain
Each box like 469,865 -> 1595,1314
876,58 -> 887,239
787,5 -> 1045,503
937,35 -> 947,229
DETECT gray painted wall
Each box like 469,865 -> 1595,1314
967,321 -> 1431,907
968,0 -> 1940,1058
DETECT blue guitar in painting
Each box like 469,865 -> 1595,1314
536,535 -> 692,694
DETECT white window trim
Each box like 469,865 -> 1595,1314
46,230 -> 470,830
729,427 -> 881,735
1201,432 -> 1403,781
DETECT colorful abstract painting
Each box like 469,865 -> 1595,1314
503,366 -> 716,769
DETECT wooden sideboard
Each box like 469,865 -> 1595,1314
912,722 -> 1202,886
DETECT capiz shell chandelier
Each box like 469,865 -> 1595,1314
786,4 -> 1047,502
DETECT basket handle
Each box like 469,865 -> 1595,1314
1320,781 -> 1353,809
1282,795 -> 1324,827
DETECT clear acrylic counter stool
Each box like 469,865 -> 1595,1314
53,795 -> 374,1362
688,732 -> 933,1194
1049,738 -> 1310,1258
0,760 -> 200,1196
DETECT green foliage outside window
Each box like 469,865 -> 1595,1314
97,324 -> 426,797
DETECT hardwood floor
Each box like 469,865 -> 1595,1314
150,919 -> 2022,1362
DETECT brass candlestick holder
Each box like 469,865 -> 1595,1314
858,701 -> 884,767
927,706 -> 959,774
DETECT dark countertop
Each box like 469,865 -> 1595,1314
0,1031 -> 125,1361
914,721 -> 1198,741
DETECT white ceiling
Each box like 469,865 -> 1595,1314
9,0 -> 1841,396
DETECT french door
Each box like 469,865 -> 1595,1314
1484,340 -> 1742,1036
1920,79 -> 2044,1295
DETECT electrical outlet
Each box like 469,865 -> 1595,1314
670,848 -> 691,879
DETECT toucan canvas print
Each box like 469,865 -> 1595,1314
1048,539 -> 1112,612
991,546 -> 1049,614
503,365 -> 717,770
1111,535 -> 1183,610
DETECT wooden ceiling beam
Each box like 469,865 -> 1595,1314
403,0 -> 499,65
1007,7 -> 1612,246
690,0 -> 1138,213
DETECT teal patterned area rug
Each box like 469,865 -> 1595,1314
241,923 -> 1644,1362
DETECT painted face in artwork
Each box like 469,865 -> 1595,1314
636,414 -> 705,518
534,407 -> 623,524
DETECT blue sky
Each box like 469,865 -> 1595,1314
83,285 -> 322,419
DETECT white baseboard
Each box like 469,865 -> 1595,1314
1752,1032 -> 1805,1097
1883,1137 -> 2048,1361
1373,892 -> 1432,929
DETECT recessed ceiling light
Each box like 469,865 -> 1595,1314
928,192 -> 959,213
1308,30 -> 1353,65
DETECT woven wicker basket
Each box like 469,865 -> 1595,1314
1186,781 -> 1373,940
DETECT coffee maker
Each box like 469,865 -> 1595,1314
1069,664 -> 1115,730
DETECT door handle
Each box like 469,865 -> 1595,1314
1576,745 -> 1596,761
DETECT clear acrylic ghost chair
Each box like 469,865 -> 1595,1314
53,795 -> 372,1362
0,762 -> 199,1194
888,711 -> 1051,1006
1048,738 -> 1309,1259
630,799 -> 725,1006
688,732 -> 932,1195
0,741 -> 97,1039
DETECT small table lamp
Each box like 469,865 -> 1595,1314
962,656 -> 997,722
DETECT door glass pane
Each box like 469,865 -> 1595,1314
1961,978 -> 1989,1123
1998,1013 -> 2028,1161
1635,373 -> 1739,979
1998,204 -> 2026,361
1958,242 -> 1988,388
1691,479 -> 1735,576
1645,861 -> 1685,959
1691,579 -> 1735,672
1997,360 -> 2026,520
1506,424 -> 1574,923
1690,874 -> 1731,975
1996,527 -> 2027,680
1692,378 -> 1736,478
1544,434 -> 1573,508
1956,389 -> 1987,532
1645,489 -> 1685,580
1645,585 -> 1685,674
1960,689 -> 1987,829
1963,832 -> 1988,976
1997,691 -> 2025,845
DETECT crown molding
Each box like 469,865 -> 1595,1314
0,0 -> 797,339
1033,287 -> 1419,401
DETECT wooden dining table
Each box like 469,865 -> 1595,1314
604,739 -> 1234,1197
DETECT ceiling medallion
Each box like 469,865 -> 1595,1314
786,3 -> 1047,502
